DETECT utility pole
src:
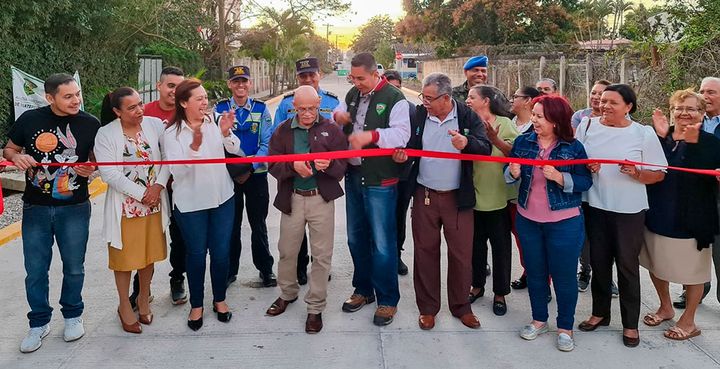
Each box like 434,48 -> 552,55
324,23 -> 331,42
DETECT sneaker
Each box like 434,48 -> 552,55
342,293 -> 376,312
20,325 -> 50,353
373,305 -> 397,326
398,257 -> 409,276
578,272 -> 590,292
520,323 -> 548,340
611,281 -> 619,298
557,333 -> 575,352
170,278 -> 188,305
260,272 -> 278,288
63,317 -> 85,342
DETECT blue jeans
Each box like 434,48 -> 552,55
516,213 -> 584,330
22,201 -> 91,328
173,197 -> 235,308
345,169 -> 400,306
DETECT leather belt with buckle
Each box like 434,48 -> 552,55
294,188 -> 319,197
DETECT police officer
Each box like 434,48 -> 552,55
215,65 -> 276,287
274,57 -> 339,286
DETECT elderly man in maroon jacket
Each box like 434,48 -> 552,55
265,86 -> 348,334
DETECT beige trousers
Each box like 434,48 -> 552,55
277,193 -> 335,314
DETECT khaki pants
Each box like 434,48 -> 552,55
278,193 -> 335,314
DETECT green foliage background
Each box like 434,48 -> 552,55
0,0 -> 210,143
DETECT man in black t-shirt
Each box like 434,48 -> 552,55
4,73 -> 99,354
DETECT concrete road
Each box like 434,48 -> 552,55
1,74 -> 719,369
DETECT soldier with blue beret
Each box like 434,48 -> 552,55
451,55 -> 489,102
215,65 -> 277,288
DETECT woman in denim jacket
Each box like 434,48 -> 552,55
505,95 -> 592,352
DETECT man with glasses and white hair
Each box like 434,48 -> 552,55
393,72 -> 491,330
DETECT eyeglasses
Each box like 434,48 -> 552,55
418,93 -> 448,103
511,94 -> 530,100
673,106 -> 701,114
296,107 -> 318,115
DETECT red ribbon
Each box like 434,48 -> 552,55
2,148 -> 719,177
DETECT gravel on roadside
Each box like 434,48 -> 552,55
0,190 -> 23,229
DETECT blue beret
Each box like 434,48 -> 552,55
463,55 -> 488,70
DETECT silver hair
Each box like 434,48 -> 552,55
701,77 -> 720,86
538,78 -> 557,90
423,73 -> 452,96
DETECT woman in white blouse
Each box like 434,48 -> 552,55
95,87 -> 170,334
575,84 -> 667,347
163,78 -> 241,331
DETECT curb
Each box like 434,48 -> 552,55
0,177 -> 108,248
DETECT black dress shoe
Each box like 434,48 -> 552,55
622,335 -> 640,347
398,258 -> 409,276
511,275 -> 527,290
260,272 -> 278,287
187,308 -> 204,331
578,316 -> 610,332
297,269 -> 308,286
213,306 -> 232,322
492,298 -> 507,316
468,287 -> 484,303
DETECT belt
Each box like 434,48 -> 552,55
294,188 -> 319,197
424,186 -> 455,194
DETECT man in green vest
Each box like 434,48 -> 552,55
334,52 -> 411,326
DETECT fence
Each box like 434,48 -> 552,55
419,53 -> 644,114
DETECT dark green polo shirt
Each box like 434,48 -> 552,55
292,116 -> 318,190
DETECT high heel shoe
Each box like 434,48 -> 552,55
187,308 -> 204,331
117,309 -> 142,334
578,316 -> 610,332
213,303 -> 232,323
138,311 -> 153,325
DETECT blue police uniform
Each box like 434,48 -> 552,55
274,89 -> 339,125
215,97 -> 273,172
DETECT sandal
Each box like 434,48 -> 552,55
664,325 -> 701,341
642,313 -> 672,327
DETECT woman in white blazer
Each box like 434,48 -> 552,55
95,87 -> 170,334
163,78 -> 240,331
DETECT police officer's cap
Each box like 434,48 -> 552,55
227,65 -> 251,81
295,58 -> 320,75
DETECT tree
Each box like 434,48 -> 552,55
0,0 -> 212,136
351,15 -> 397,54
374,42 -> 395,69
396,0 -> 576,53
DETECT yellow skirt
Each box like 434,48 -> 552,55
108,212 -> 167,271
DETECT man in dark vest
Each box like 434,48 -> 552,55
215,65 -> 276,287
334,52 -> 411,326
